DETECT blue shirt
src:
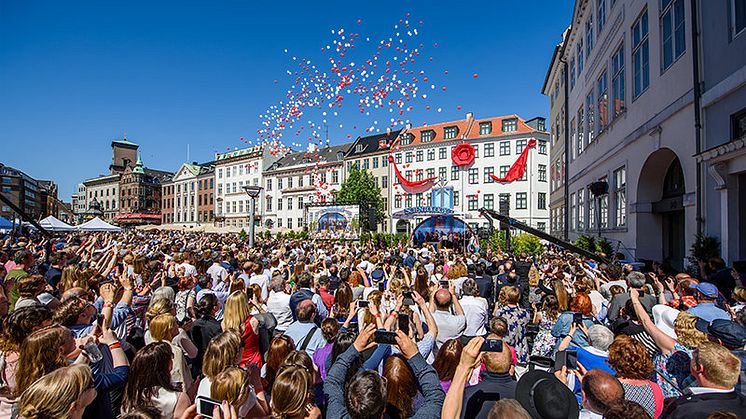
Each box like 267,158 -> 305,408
687,302 -> 731,323
284,321 -> 327,357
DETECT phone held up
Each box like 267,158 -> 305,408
554,349 -> 579,371
374,330 -> 398,345
480,339 -> 503,352
398,313 -> 410,335
195,395 -> 222,418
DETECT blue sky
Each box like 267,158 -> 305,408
0,0 -> 573,200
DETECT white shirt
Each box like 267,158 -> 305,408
686,386 -> 735,395
431,310 -> 466,358
179,262 -> 198,278
206,263 -> 227,286
249,273 -> 270,301
267,291 -> 293,332
460,296 -> 489,336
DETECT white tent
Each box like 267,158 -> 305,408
77,217 -> 122,232
39,215 -> 76,232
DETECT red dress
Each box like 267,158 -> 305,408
239,315 -> 262,368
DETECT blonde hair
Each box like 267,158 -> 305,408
202,330 -> 242,379
498,286 -> 521,306
528,265 -> 540,287
145,298 -> 173,324
149,313 -> 177,342
223,291 -> 250,333
674,312 -> 709,348
362,291 -> 383,328
17,364 -> 93,419
211,367 -> 250,411
695,342 -> 741,388
271,366 -> 310,419
447,263 -> 467,280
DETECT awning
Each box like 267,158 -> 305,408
76,217 -> 122,232
39,215 -> 76,232
391,206 -> 454,220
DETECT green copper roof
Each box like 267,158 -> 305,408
132,152 -> 145,174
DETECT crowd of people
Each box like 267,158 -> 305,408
0,229 -> 745,419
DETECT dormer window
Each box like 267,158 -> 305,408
443,126 -> 458,140
400,133 -> 414,145
502,118 -> 518,133
378,139 -> 388,148
479,122 -> 492,135
421,130 -> 435,142
355,144 -> 364,153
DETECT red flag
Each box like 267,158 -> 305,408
490,139 -> 537,183
388,155 -> 437,193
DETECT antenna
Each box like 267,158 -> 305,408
187,144 -> 190,162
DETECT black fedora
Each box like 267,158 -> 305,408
516,370 -> 580,419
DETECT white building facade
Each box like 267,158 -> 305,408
214,146 -> 266,229
390,114 -> 550,234
263,144 -> 351,232
560,0 -> 697,269
82,175 -> 120,222
167,163 -> 215,226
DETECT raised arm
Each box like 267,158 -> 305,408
630,289 -> 676,354
442,337 -> 484,419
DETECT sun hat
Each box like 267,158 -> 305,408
515,370 -> 579,419
652,304 -> 680,340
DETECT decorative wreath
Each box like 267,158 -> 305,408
451,142 -> 475,167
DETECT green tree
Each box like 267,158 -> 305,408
335,165 -> 385,231
512,234 -> 544,255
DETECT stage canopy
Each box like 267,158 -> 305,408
77,217 -> 122,232
39,215 -> 76,232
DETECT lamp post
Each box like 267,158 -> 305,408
242,185 -> 263,248
589,181 -> 609,239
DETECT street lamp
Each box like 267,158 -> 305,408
242,185 -> 263,248
589,181 -> 609,238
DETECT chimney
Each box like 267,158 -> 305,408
466,112 -> 474,120
192,161 -> 198,165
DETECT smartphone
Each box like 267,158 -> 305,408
374,330 -> 398,345
402,291 -> 413,299
572,312 -> 583,325
246,287 -> 254,300
378,282 -> 385,293
96,314 -> 104,329
398,314 -> 410,335
195,395 -> 222,418
554,350 -> 579,370
480,339 -> 503,352
358,300 -> 369,308
439,280 -> 449,288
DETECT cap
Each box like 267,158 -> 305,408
708,319 -> 746,349
689,282 -> 719,298
371,269 -> 385,282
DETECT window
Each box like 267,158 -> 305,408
468,196 -> 478,211
395,153 -> 402,164
538,192 -> 546,210
363,159 -> 369,170
479,122 -> 492,135
454,191 -> 460,207
405,195 -> 412,208
475,194 -> 491,212
439,167 -> 447,179
538,164 -> 547,182
633,10 -> 650,98
1,186 -> 10,193
734,0 -> 746,36
401,133 -> 414,145
474,145 -> 479,158
287,177 -> 293,188
332,171 -> 339,184
614,167 -> 627,226
597,70 -> 608,131
661,0 -> 686,71
586,15 -> 594,56
355,144 -> 364,153
298,175 -> 305,187
499,165 -> 510,177
439,147 -> 447,159
484,167 -> 495,183
577,40 -> 585,74
468,168 -> 478,184
288,218 -> 292,229
298,196 -> 304,209
538,140 -> 547,155
278,198 -> 282,211
586,91 -> 595,142
502,118 -> 518,132
484,143 -> 495,157
421,130 -> 434,142
537,222 -> 546,232
287,197 -> 293,210
516,139 -> 527,154
266,197 -> 272,212
395,195 -> 402,209
382,176 -> 388,188
277,218 -> 282,228
570,58 -> 576,90
499,141 -> 510,156
444,126 -> 458,139
405,170 -> 413,181
382,156 -> 388,167
427,168 -> 435,179
427,149 -> 435,161
578,189 -> 585,230
451,166 -> 460,180
612,45 -> 626,116
416,150 -> 423,162
516,192 -> 527,210
218,168 -> 223,179
598,0 -> 607,33
405,152 -> 413,163
570,192 -> 577,230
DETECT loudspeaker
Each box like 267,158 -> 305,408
499,197 -> 510,216
590,181 -> 609,197
367,207 -> 377,230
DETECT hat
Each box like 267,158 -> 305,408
652,304 -> 680,340
689,282 -> 719,298
708,319 -> 746,349
516,370 -> 579,419
371,269 -> 385,282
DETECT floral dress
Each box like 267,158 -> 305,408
530,311 -> 557,358
653,342 -> 696,398
494,304 -> 530,364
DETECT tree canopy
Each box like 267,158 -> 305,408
335,165 -> 385,230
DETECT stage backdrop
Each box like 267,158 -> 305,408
306,204 -> 361,240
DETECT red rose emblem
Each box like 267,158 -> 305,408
452,142 -> 475,167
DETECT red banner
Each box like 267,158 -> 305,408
489,139 -> 537,183
388,155 -> 437,193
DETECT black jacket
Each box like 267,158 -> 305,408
460,371 -> 517,419
662,390 -> 746,419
